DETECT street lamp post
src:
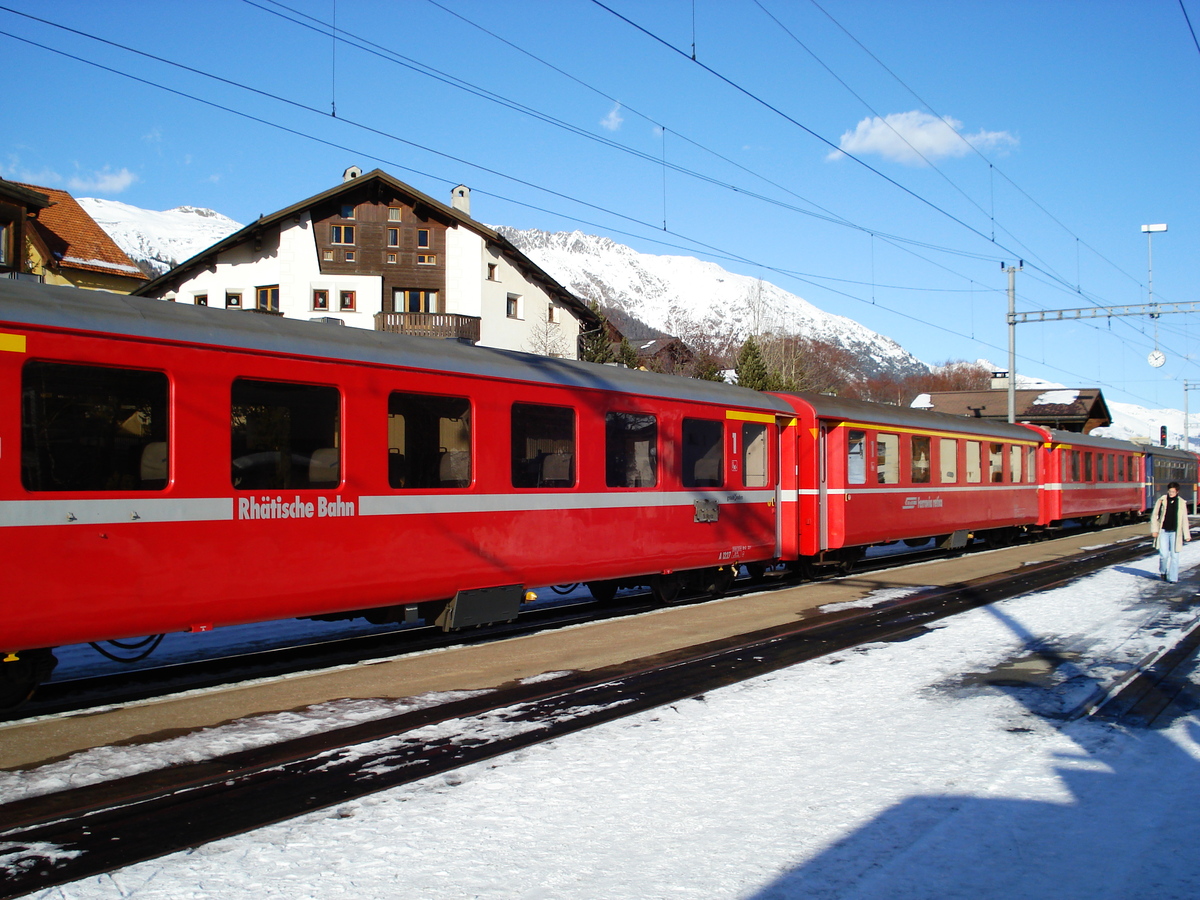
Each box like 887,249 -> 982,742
1142,224 -> 1167,368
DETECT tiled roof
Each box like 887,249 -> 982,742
14,182 -> 147,280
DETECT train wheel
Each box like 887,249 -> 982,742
0,648 -> 56,709
651,572 -> 684,605
586,581 -> 618,604
702,566 -> 736,599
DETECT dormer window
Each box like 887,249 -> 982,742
340,204 -> 355,219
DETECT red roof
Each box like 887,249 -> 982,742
14,183 -> 147,281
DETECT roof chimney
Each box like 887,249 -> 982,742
451,184 -> 470,214
343,166 -> 362,182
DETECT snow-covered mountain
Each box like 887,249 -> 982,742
497,227 -> 928,381
77,198 -> 242,277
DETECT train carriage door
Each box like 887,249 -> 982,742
820,423 -> 832,550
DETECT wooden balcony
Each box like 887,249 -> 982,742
374,312 -> 481,343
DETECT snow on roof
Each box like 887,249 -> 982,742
910,393 -> 934,409
1033,389 -> 1080,406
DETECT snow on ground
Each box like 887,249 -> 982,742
8,545 -> 1200,899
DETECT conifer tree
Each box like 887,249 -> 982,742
578,301 -> 615,364
735,336 -> 771,391
618,336 -> 641,369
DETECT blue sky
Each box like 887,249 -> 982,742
3,0 -> 1198,410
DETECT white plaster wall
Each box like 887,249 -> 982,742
445,225 -> 483,319
162,213 -> 380,328
477,246 -> 580,359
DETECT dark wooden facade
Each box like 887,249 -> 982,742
310,181 -> 449,315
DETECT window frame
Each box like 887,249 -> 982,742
605,411 -> 658,488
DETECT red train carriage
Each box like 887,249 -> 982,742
773,392 -> 1042,569
1,281 -> 792,702
1029,429 -> 1145,527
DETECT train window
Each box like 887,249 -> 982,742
965,442 -> 981,483
606,412 -> 658,488
1027,446 -> 1037,482
989,443 -> 1004,483
1108,454 -> 1115,482
847,430 -> 867,485
22,361 -> 169,492
1010,445 -> 1022,483
911,435 -> 931,484
231,380 -> 340,490
939,438 -> 958,483
876,433 -> 899,484
1083,452 -> 1093,482
742,422 -> 769,488
1070,450 -> 1080,482
388,393 -> 471,489
682,418 -> 724,488
512,403 -> 575,488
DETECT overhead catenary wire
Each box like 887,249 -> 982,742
0,6 -> 1188,405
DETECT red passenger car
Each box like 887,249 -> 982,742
773,393 -> 1043,569
1,282 -> 791,702
1031,428 -> 1146,526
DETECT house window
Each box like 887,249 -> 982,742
487,263 -> 498,281
417,254 -> 436,265
231,379 -> 340,490
397,289 -> 437,313
606,412 -> 658,488
256,285 -> 279,312
388,207 -> 401,222
194,294 -> 208,306
387,253 -> 397,264
331,225 -> 355,245
225,292 -> 242,308
340,290 -> 356,311
547,304 -> 561,324
388,392 -> 472,489
511,403 -> 575,488
0,221 -> 9,266
323,250 -> 334,262
313,289 -> 329,311
21,361 -> 170,492
417,229 -> 430,249
387,228 -> 399,247
344,250 -> 356,263
340,204 -> 355,219
506,293 -> 521,319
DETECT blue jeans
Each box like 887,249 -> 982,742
1159,532 -> 1180,582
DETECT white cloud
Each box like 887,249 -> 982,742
67,167 -> 138,194
827,110 -> 1017,165
601,102 -> 624,131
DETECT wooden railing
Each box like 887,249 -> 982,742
374,312 -> 481,343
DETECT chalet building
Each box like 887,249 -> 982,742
915,384 -> 1112,433
135,167 -> 598,358
0,179 -> 147,293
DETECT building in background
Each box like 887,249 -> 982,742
0,179 -> 147,293
135,168 -> 597,358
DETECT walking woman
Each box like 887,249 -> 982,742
1150,481 -> 1191,583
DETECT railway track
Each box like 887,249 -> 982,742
0,535 -> 1178,899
